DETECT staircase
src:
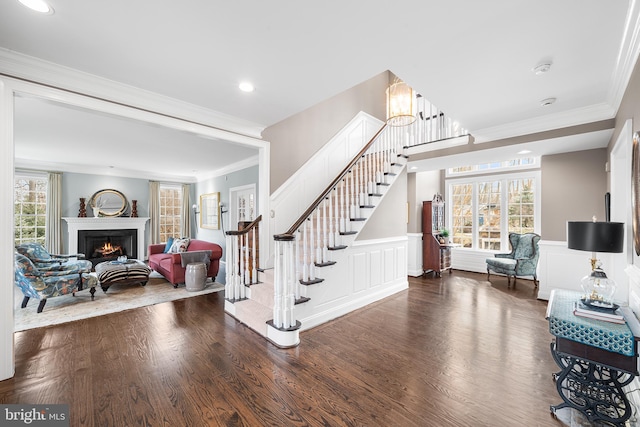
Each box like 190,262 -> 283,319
224,99 -> 468,347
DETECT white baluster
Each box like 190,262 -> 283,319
322,200 -> 328,263
302,222 -> 309,282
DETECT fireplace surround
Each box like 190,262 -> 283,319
63,217 -> 149,262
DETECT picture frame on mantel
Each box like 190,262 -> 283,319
200,192 -> 220,230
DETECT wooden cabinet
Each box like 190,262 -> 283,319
422,200 -> 453,276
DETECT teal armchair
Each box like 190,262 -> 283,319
14,253 -> 97,313
486,232 -> 540,287
15,242 -> 91,272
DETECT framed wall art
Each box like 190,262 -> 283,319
200,192 -> 220,230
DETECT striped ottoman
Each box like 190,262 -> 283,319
95,259 -> 151,292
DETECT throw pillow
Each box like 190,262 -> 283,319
163,237 -> 175,253
169,237 -> 191,253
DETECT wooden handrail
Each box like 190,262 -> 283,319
284,123 -> 388,236
225,215 -> 262,236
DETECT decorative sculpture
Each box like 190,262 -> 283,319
78,197 -> 87,217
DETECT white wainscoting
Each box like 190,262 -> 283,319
297,236 -> 408,331
443,240 -> 623,301
269,112 -> 383,263
407,233 -> 423,277
537,240 -> 622,301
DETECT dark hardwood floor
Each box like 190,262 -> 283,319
0,271 -> 605,426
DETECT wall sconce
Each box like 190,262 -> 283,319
386,77 -> 416,126
192,203 -> 199,215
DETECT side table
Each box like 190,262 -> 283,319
546,289 -> 640,426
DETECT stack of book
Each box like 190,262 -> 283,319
573,301 -> 625,324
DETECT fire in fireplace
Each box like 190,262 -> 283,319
95,240 -> 124,258
78,229 -> 137,266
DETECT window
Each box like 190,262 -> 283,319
447,170 -> 540,251
159,184 -> 182,243
448,157 -> 537,176
14,174 -> 48,245
450,183 -> 473,248
478,180 -> 501,250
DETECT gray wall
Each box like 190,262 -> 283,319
357,170 -> 408,240
61,172 -> 151,252
541,148 -> 607,241
194,165 -> 259,281
407,170 -> 442,233
263,71 -> 388,192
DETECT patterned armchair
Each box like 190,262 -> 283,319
486,232 -> 541,287
15,242 -> 91,272
14,253 -> 98,313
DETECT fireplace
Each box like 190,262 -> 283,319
63,217 -> 149,264
78,229 -> 137,266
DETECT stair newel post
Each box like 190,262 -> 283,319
237,234 -> 245,299
286,236 -> 297,327
251,226 -> 257,284
348,170 -> 355,223
243,233 -> 250,285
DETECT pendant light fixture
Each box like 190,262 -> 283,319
386,77 -> 416,126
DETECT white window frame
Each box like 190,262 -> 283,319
446,157 -> 539,178
14,171 -> 48,246
446,170 -> 541,252
159,183 -> 183,242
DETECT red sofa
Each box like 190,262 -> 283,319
148,239 -> 223,287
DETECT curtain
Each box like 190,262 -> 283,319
45,172 -> 63,253
181,183 -> 192,238
149,180 -> 160,244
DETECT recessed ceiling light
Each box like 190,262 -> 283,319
239,82 -> 254,93
540,97 -> 556,107
533,62 -> 552,75
518,150 -> 532,155
17,0 -> 54,14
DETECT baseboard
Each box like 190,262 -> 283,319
299,279 -> 408,331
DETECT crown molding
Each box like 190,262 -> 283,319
13,158 -> 203,183
608,0 -> 640,112
0,48 -> 265,139
194,155 -> 260,182
472,102 -> 615,144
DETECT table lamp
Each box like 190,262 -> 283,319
567,218 -> 624,308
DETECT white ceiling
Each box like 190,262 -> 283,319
0,0 -> 638,180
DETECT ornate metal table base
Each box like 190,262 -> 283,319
550,342 -> 634,426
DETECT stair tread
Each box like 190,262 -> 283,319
315,261 -> 336,267
233,298 -> 272,337
300,277 -> 324,285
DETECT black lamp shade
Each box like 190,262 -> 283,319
567,221 -> 624,253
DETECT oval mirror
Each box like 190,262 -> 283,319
89,189 -> 128,217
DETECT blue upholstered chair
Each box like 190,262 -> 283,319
14,253 -> 98,313
486,232 -> 540,287
15,242 -> 92,272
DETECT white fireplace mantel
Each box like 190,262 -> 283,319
63,217 -> 149,260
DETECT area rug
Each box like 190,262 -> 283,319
14,271 -> 225,332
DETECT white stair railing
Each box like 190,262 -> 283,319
225,215 -> 262,301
